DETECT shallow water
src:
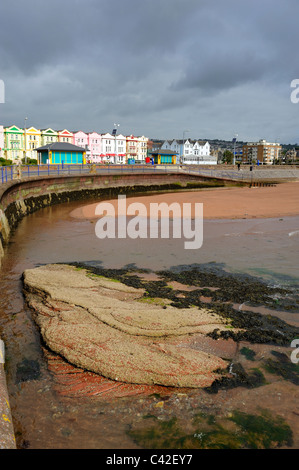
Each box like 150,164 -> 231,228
0,196 -> 298,449
5,198 -> 299,283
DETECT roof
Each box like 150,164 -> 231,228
150,149 -> 178,155
36,142 -> 86,152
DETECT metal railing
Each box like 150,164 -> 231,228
0,165 -> 14,183
1,162 -> 298,185
0,163 -> 182,184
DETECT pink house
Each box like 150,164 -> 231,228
73,130 -> 88,148
73,131 -> 90,161
88,132 -> 102,163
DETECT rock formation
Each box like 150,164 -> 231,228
23,264 -> 234,388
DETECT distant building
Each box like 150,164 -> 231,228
73,131 -> 90,161
24,126 -> 42,160
88,132 -> 102,163
151,140 -> 163,152
101,133 -> 115,163
181,140 -> 213,165
151,138 -> 213,164
40,128 -> 59,146
115,134 -> 127,164
242,140 -> 281,165
136,136 -> 149,163
282,148 -> 298,164
58,129 -> 74,143
161,140 -> 181,153
73,130 -> 89,148
126,135 -> 139,162
3,125 -> 24,161
146,139 -> 154,159
161,140 -> 181,164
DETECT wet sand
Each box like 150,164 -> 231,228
70,182 -> 299,220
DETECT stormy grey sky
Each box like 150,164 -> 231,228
0,0 -> 299,143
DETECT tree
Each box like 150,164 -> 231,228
21,157 -> 37,165
222,150 -> 233,164
0,157 -> 12,166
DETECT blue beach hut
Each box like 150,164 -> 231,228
36,142 -> 86,165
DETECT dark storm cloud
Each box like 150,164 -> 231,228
1,0 -> 299,142
172,0 -> 299,94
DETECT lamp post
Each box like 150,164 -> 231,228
274,138 -> 280,165
232,133 -> 238,166
113,123 -> 120,164
182,129 -> 190,165
24,117 -> 28,163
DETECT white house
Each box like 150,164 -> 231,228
114,134 -> 127,164
162,140 -> 180,153
101,133 -> 127,164
182,140 -> 216,165
182,139 -> 193,160
0,125 -> 4,159
101,133 -> 114,163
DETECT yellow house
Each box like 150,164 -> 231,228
136,136 -> 149,163
24,127 -> 42,161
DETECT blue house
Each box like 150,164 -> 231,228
36,142 -> 86,165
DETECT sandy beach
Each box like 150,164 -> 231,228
70,181 -> 299,220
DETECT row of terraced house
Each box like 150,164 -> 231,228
0,125 -> 150,164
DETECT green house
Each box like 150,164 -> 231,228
36,142 -> 86,165
40,128 -> 59,146
4,125 -> 24,161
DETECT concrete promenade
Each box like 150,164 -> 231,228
1,163 -> 299,186
0,164 -> 298,449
